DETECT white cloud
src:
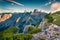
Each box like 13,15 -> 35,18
7,0 -> 24,6
45,0 -> 56,6
50,2 -> 60,12
45,2 -> 51,6
41,10 -> 50,13
37,9 -> 50,13
0,7 -> 25,13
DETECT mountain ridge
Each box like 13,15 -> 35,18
0,12 -> 47,32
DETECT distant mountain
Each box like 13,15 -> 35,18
0,12 -> 47,33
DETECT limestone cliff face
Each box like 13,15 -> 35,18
0,14 -> 12,22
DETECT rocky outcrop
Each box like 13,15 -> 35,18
31,24 -> 60,40
0,14 -> 12,22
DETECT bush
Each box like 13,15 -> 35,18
13,33 -> 33,40
45,14 -> 54,23
0,27 -> 19,40
27,26 -> 41,34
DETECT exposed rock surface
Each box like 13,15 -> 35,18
31,24 -> 60,40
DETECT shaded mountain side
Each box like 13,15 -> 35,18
0,12 -> 47,32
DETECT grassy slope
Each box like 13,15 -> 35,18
52,11 -> 60,26
45,11 -> 60,26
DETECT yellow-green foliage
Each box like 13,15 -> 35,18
27,26 -> 41,34
39,38 -> 45,40
0,27 -> 33,40
13,33 -> 32,40
0,25 -> 41,40
0,27 -> 18,40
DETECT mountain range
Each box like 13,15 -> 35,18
0,12 -> 47,33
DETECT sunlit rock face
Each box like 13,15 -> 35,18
16,17 -> 21,22
0,14 -> 12,22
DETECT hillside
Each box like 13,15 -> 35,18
45,11 -> 60,26
52,11 -> 60,26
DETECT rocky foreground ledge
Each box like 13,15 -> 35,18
0,14 -> 12,22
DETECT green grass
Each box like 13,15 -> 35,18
45,11 -> 60,26
51,11 -> 60,26
52,15 -> 60,26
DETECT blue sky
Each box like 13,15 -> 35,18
0,0 -> 60,12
